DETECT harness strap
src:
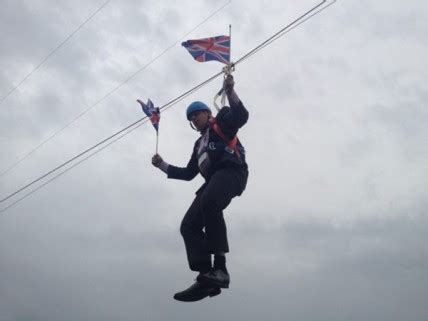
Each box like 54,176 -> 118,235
209,118 -> 241,158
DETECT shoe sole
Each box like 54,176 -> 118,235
208,287 -> 222,297
174,287 -> 222,302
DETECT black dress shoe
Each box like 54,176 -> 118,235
173,281 -> 221,302
197,269 -> 230,288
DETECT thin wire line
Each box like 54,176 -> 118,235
0,0 -> 231,179
0,73 -> 221,214
0,0 -> 337,212
234,0 -> 328,66
0,119 -> 150,214
0,70 -> 223,204
239,0 -> 337,65
0,0 -> 111,103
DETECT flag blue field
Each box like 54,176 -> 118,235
182,35 -> 230,64
137,99 -> 160,131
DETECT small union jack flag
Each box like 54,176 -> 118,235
182,35 -> 230,65
137,98 -> 160,132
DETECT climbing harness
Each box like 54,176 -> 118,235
209,118 -> 241,159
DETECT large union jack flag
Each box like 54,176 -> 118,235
182,35 -> 230,65
137,98 -> 160,132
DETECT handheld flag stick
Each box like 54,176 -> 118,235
137,99 -> 161,154
220,24 -> 232,107
228,24 -> 232,73
156,130 -> 159,154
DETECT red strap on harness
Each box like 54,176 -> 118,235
209,118 -> 241,158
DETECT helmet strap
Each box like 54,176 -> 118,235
189,121 -> 197,131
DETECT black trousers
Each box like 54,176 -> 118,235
180,168 -> 247,272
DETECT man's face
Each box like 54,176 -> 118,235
190,110 -> 210,131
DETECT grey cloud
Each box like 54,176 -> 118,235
1,205 -> 427,321
1,0 -> 428,320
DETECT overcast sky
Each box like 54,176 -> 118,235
1,0 -> 428,320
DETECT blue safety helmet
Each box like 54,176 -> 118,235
186,101 -> 211,120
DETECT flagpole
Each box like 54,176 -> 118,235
220,24 -> 232,107
156,129 -> 159,154
229,24 -> 232,71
